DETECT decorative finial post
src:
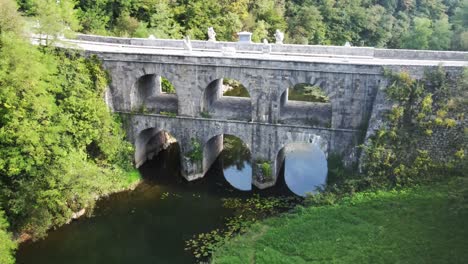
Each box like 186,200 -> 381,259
183,36 -> 192,53
275,29 -> 284,44
208,27 -> 216,42
262,39 -> 272,54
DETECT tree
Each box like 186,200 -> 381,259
0,0 -> 23,35
149,1 -> 183,39
252,20 -> 269,42
0,210 -> 16,264
77,5 -> 110,35
451,0 -> 468,50
33,0 -> 80,44
429,16 -> 453,50
287,4 -> 326,44
402,17 -> 433,49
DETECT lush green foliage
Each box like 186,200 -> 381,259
15,0 -> 468,50
0,3 -> 138,244
161,77 -> 175,94
0,210 -> 16,264
212,181 -> 468,263
188,138 -> 203,162
260,162 -> 272,179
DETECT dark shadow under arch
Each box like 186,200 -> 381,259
135,128 -> 179,168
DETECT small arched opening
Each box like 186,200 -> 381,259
203,134 -> 252,191
135,128 -> 180,171
276,142 -> 328,196
132,74 -> 178,115
202,78 -> 252,121
279,83 -> 331,127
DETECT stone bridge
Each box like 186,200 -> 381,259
70,34 -> 467,189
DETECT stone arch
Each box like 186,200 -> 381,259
275,132 -> 328,181
275,141 -> 328,196
131,71 -> 179,115
201,77 -> 253,121
202,133 -> 252,177
279,72 -> 336,127
134,128 -> 180,168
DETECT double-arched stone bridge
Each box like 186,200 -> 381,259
70,34 -> 467,189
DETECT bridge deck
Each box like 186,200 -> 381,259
61,38 -> 467,67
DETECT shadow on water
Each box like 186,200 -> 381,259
16,140 -> 326,263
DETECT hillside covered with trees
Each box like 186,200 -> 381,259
1,1 -> 140,263
16,0 -> 468,50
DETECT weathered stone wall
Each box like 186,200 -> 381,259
81,38 -> 466,189
90,51 -> 385,132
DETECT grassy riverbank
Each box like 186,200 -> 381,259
212,179 -> 468,264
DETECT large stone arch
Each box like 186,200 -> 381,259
198,67 -> 256,99
130,66 -> 180,114
202,133 -> 253,182
276,71 -> 346,128
134,127 -> 181,168
275,132 -> 329,182
200,68 -> 254,121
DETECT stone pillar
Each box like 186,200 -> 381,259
180,156 -> 203,181
251,124 -> 279,189
203,135 -> 223,175
172,65 -> 201,117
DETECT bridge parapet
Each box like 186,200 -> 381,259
76,34 -> 468,61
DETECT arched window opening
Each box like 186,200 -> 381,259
279,83 -> 331,127
132,74 -> 178,115
203,134 -> 252,191
276,143 -> 327,197
202,78 -> 252,121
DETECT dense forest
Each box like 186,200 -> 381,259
15,0 -> 468,50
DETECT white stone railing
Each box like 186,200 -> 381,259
75,34 -> 468,61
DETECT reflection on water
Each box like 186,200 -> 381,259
220,136 -> 252,191
283,144 -> 328,197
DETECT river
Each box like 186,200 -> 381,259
16,137 -> 327,263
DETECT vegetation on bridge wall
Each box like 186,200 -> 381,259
361,67 -> 467,187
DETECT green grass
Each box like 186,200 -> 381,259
212,181 -> 468,264
123,169 -> 141,187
